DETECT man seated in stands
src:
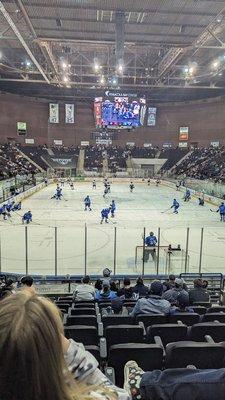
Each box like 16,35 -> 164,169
133,277 -> 149,297
73,275 -> 96,301
163,274 -> 176,291
95,282 -> 117,301
162,277 -> 187,304
189,278 -> 210,305
170,292 -> 194,314
130,280 -> 171,317
117,277 -> 134,299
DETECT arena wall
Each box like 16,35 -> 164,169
0,91 -> 225,147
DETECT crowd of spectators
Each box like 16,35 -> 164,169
107,146 -> 128,173
84,145 -> 105,171
0,143 -> 39,180
174,147 -> 225,182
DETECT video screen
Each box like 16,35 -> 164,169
94,96 -> 146,128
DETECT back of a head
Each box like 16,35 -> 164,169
103,267 -> 111,278
174,278 -> 184,289
194,279 -> 203,288
177,292 -> 190,309
21,275 -> 34,287
123,277 -> 130,287
0,293 -> 70,400
82,275 -> 90,284
136,277 -> 143,286
150,280 -> 163,297
169,274 -> 175,282
5,278 -> 14,288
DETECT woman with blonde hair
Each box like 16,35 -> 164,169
0,292 -> 129,400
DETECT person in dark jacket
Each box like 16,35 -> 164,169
189,279 -> 210,305
117,277 -> 134,299
133,277 -> 149,297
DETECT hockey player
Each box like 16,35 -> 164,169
130,182 -> 135,193
92,179 -> 96,189
198,197 -> 205,206
70,181 -> 74,190
176,181 -> 181,191
171,199 -> 180,214
107,183 -> 111,193
12,201 -> 22,211
100,208 -> 110,224
156,179 -> 161,187
84,195 -> 92,211
147,178 -> 151,186
0,204 -> 7,220
184,189 -> 191,202
44,178 -> 48,186
103,187 -> 108,198
144,231 -> 157,262
217,202 -> 225,221
51,187 -> 62,200
22,211 -> 32,224
110,200 -> 116,218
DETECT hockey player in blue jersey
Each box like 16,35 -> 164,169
171,199 -> 180,214
51,187 -> 62,200
217,202 -> 225,221
144,231 -> 158,262
100,208 -> 110,224
22,211 -> 32,224
84,195 -> 92,211
12,201 -> 21,211
0,204 -> 7,220
110,200 -> 116,218
184,189 -> 191,202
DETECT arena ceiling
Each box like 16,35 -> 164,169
1,0 -> 225,101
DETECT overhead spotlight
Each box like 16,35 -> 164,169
26,60 -> 31,67
184,66 -> 189,73
217,16 -> 222,23
0,51 -> 2,60
62,61 -> 67,69
219,72 -> 222,76
212,60 -> 220,69
189,67 -> 194,74
63,76 -> 69,83
100,76 -> 105,85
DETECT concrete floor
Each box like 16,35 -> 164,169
0,180 -> 224,276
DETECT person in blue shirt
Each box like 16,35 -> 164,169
12,202 -> 21,211
184,189 -> 191,202
0,204 -> 7,220
95,282 -> 117,301
22,211 -> 32,224
51,187 -> 62,200
171,199 -> 180,214
110,200 -> 116,218
217,202 -> 225,221
100,208 -> 110,224
144,231 -> 157,262
84,195 -> 92,211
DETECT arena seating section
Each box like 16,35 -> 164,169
0,143 -> 39,179
51,273 -> 225,389
174,147 -> 225,182
159,148 -> 189,172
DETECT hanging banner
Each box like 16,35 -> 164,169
147,107 -> 157,126
65,104 -> 75,123
179,126 -> 189,141
49,103 -> 59,123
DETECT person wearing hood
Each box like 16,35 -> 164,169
95,282 -> 117,301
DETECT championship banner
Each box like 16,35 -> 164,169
94,97 -> 102,127
65,104 -> 74,123
179,127 -> 189,141
147,107 -> 157,126
49,103 -> 59,123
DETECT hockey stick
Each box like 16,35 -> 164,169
210,209 -> 218,213
161,208 -> 172,214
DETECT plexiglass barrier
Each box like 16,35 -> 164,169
0,225 -> 224,277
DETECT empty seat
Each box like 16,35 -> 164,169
85,346 -> 100,363
70,308 -> 96,316
55,303 -> 70,313
74,303 -> 95,309
190,322 -> 225,342
169,313 -> 200,325
58,296 -> 73,302
193,302 -> 211,308
136,314 -> 167,328
98,302 -> 113,310
74,300 -> 95,305
105,325 -> 144,348
147,324 -> 188,346
192,306 -> 207,315
202,313 -> 225,323
66,315 -> 97,327
102,315 -> 134,328
108,344 -> 163,387
207,306 -> 225,313
165,341 -> 225,369
64,325 -> 98,346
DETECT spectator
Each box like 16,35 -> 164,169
95,279 -> 103,291
130,280 -> 171,317
163,274 -> 176,291
20,275 -> 36,294
171,292 -> 194,314
0,292 -> 128,400
0,278 -> 15,299
117,277 -> 134,299
110,281 -> 118,293
162,278 -> 187,304
133,277 -> 149,297
73,275 -> 96,301
96,282 -> 117,301
202,280 -> 209,289
102,267 -> 112,285
189,279 -> 210,305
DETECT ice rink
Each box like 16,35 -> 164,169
0,180 -> 224,277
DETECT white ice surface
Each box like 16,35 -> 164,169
0,181 -> 224,276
